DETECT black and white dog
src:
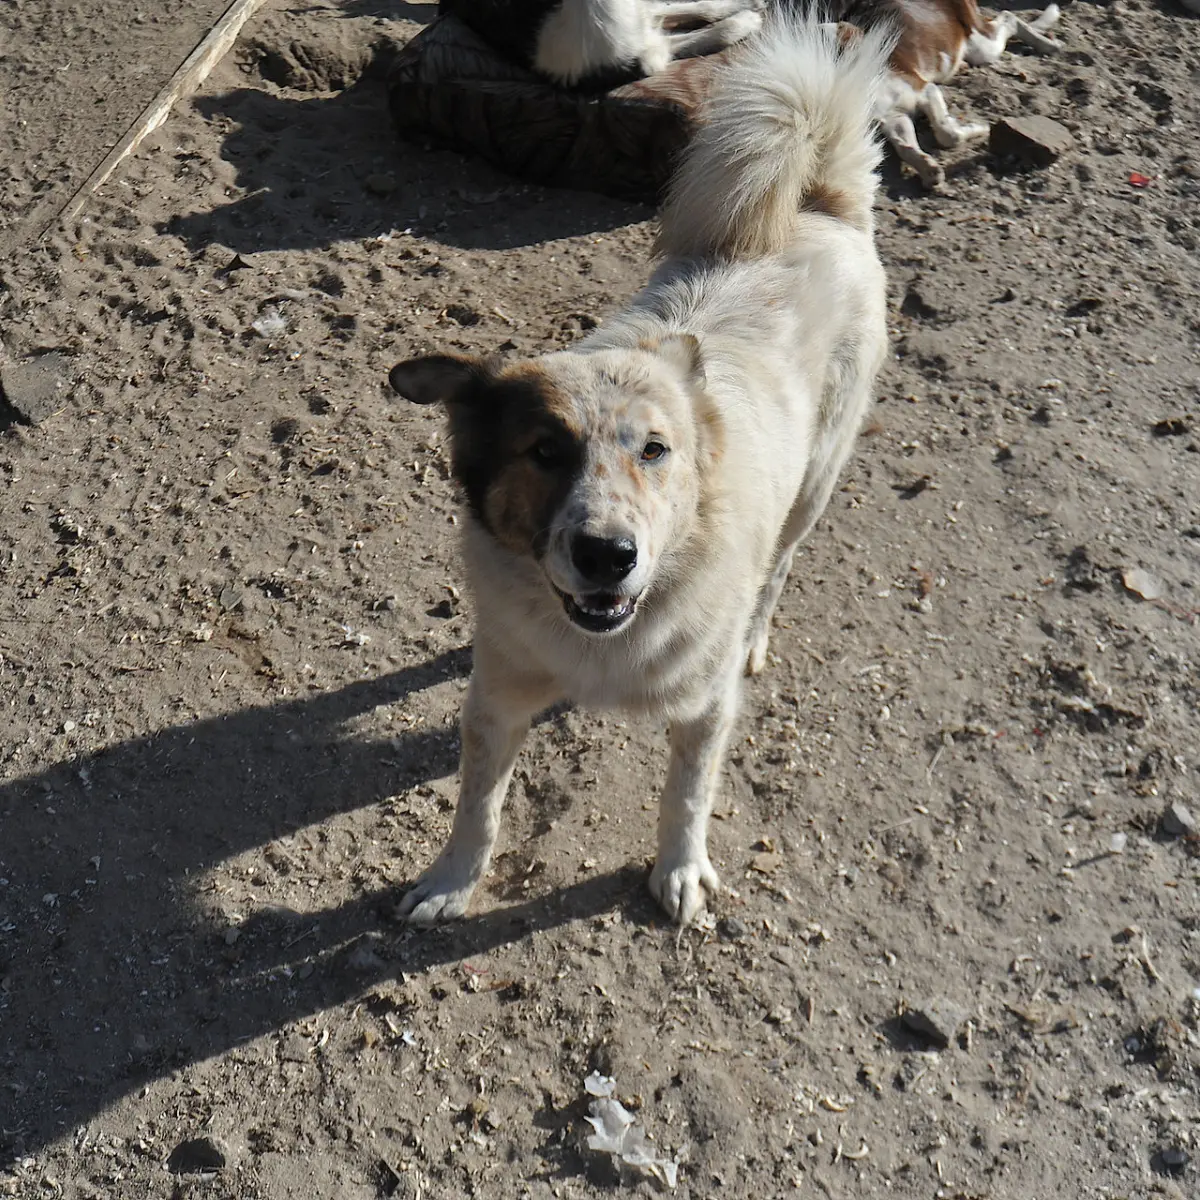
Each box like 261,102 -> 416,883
438,0 -> 764,90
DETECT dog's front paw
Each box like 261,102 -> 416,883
916,161 -> 946,190
649,854 -> 720,925
726,9 -> 763,42
934,122 -> 989,150
396,858 -> 480,924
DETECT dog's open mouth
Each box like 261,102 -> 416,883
555,587 -> 639,634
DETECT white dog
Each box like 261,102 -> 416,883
388,18 -> 892,925
438,0 -> 764,88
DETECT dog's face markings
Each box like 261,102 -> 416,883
388,354 -> 585,559
388,336 -> 716,636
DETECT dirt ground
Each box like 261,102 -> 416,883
2,0 -> 1199,1196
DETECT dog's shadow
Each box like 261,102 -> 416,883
0,648 -> 652,1160
163,49 -> 649,256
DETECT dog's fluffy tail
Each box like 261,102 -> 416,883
655,17 -> 893,261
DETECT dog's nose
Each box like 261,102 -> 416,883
571,534 -> 637,586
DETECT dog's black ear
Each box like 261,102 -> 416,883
388,355 -> 489,406
642,333 -> 706,388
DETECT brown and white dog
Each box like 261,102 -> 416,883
388,18 -> 892,926
825,0 -> 1063,187
439,1 -> 1061,185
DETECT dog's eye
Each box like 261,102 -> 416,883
531,438 -> 564,467
641,440 -> 668,463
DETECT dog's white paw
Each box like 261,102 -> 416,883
725,9 -> 763,42
396,859 -> 479,924
745,629 -> 769,676
933,122 -> 988,150
649,854 -> 720,925
917,162 -> 946,190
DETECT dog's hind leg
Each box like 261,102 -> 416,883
967,8 -> 1059,67
650,666 -> 740,923
651,0 -> 762,20
880,111 -> 945,189
747,355 -> 882,676
1013,4 -> 1062,55
663,8 -> 763,60
398,649 -> 558,923
918,83 -> 989,150
745,543 -> 799,676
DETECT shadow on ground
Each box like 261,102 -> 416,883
0,648 -> 652,1159
164,61 -> 648,256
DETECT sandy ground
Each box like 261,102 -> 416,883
2,0 -> 1200,1196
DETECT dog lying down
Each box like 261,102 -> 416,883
440,0 -> 1062,188
437,0 -> 765,90
826,0 -> 1063,188
389,17 -> 892,925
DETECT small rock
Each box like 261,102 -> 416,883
364,172 -> 398,196
1122,566 -> 1163,602
717,916 -> 748,941
167,1136 -> 229,1174
444,303 -> 481,327
346,934 -> 387,972
1151,416 -> 1191,438
1162,802 -> 1196,838
989,115 -> 1074,168
901,997 -> 967,1048
1153,1145 -> 1189,1177
223,926 -> 241,947
0,349 -> 75,425
900,286 -> 939,321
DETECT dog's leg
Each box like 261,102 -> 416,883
398,651 -> 557,923
880,111 -> 945,189
748,349 -> 882,676
919,83 -> 989,150
745,543 -> 798,676
651,0 -> 762,20
964,12 -> 1019,65
650,667 -> 739,924
663,9 -> 763,60
1013,3 -> 1062,55
1024,2 -> 1062,33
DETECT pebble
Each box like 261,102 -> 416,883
718,916 -> 748,941
167,1136 -> 229,1174
1162,802 -> 1196,837
0,349 -> 74,425
901,997 -> 967,1049
364,172 -> 398,196
346,935 -> 387,972
1154,1145 -> 1189,1176
989,115 -> 1074,168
